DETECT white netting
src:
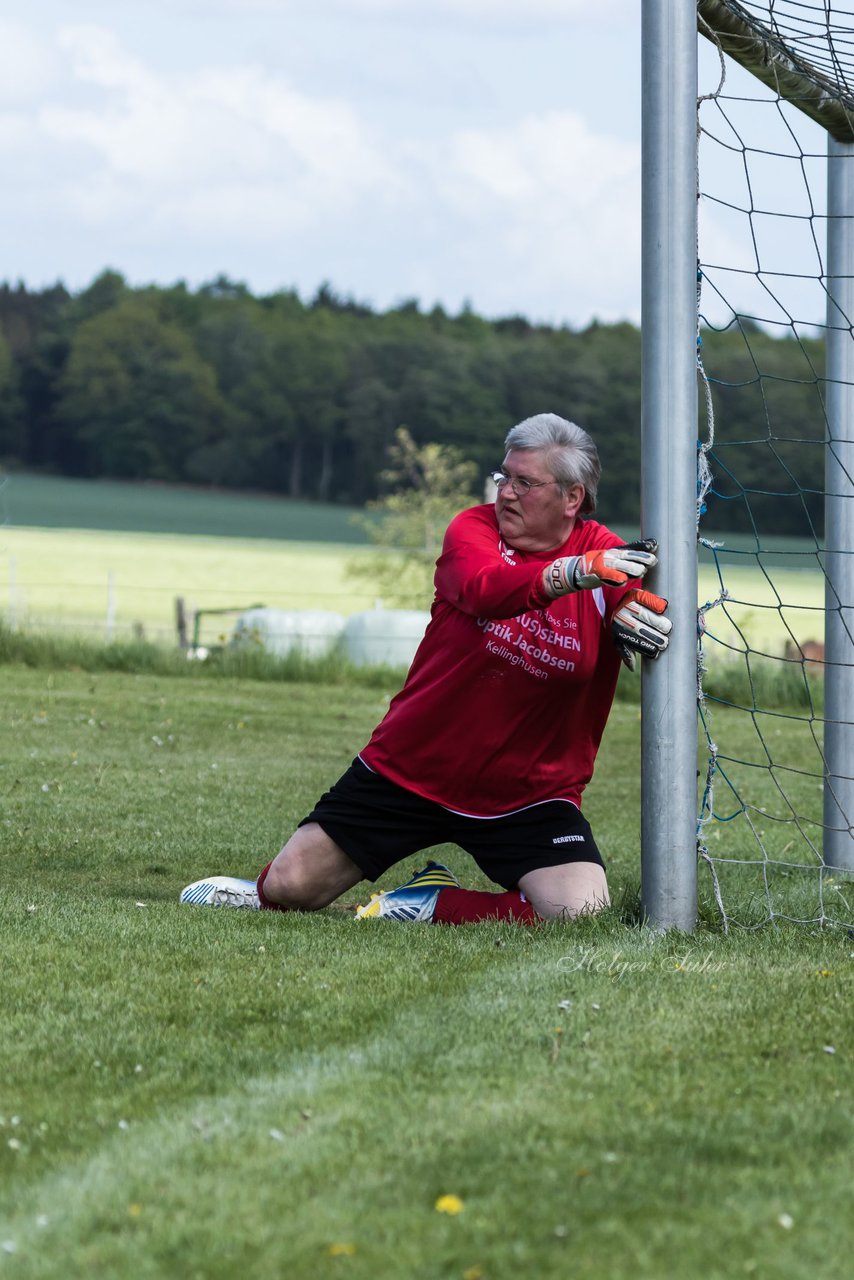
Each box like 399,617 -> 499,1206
696,0 -> 854,931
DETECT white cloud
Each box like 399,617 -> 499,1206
198,0 -> 631,19
450,111 -> 637,207
0,112 -> 36,152
0,21 -> 59,105
37,25 -> 397,235
0,9 -> 643,322
329,0 -> 624,15
429,111 -> 641,321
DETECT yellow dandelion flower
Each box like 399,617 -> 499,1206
127,1203 -> 143,1219
463,1267 -> 484,1280
435,1194 -> 464,1215
328,1243 -> 356,1257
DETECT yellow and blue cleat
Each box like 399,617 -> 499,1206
354,861 -> 460,922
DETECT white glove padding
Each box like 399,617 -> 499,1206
545,538 -> 659,597
611,588 -> 671,670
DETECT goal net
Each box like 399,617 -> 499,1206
695,0 -> 854,930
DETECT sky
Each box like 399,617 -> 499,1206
0,0 -> 649,328
0,1 -> 834,329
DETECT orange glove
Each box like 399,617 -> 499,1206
611,588 -> 671,670
544,539 -> 659,597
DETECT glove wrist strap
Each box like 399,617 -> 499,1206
544,556 -> 578,599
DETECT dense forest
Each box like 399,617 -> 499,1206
0,270 -> 829,535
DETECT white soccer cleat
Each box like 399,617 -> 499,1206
179,876 -> 260,909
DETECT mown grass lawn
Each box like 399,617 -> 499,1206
1,665 -> 852,1279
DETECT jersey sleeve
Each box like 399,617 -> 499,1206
433,507 -> 551,619
434,507 -> 649,624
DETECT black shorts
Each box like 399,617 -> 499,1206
299,758 -> 604,890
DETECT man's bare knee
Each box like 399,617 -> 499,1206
263,860 -> 324,911
263,825 -> 363,911
519,862 -> 610,921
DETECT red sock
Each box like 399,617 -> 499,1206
431,887 -> 539,926
256,861 -> 291,912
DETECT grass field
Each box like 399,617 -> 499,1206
0,527 -> 382,646
0,472 -> 368,543
0,472 -> 829,657
0,525 -> 826,655
1,665 -> 852,1278
0,473 -> 382,646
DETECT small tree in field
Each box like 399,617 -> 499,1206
350,426 -> 479,607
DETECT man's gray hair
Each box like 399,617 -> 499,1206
504,412 -> 600,515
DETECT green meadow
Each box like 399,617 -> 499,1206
0,473 -> 378,646
1,527 -> 380,646
0,473 -> 828,657
0,472 -> 367,542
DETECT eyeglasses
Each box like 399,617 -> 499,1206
490,470 -> 558,498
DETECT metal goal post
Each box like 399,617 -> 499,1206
641,0 -> 854,930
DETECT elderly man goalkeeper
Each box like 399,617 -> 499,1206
181,412 -> 671,925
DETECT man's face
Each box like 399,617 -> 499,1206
494,448 -> 585,554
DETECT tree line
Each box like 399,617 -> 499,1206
0,269 -> 829,535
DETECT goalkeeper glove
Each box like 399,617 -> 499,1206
544,538 -> 659,597
611,588 -> 671,670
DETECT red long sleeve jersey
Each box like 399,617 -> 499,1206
359,504 -> 629,817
